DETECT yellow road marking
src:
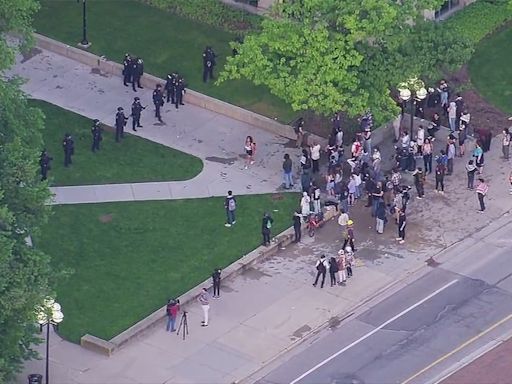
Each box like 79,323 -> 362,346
401,313 -> 512,384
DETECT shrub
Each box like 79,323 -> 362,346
444,0 -> 512,45
142,0 -> 262,33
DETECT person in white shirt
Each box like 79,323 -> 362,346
448,102 -> 457,132
310,142 -> 321,173
300,192 -> 311,217
338,209 -> 349,233
335,129 -> 343,148
416,125 -> 425,156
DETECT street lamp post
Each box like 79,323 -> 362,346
36,298 -> 64,384
77,0 -> 90,48
398,78 -> 427,139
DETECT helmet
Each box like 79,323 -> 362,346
134,97 -> 140,101
347,219 -> 354,225
117,107 -> 123,112
345,246 -> 352,253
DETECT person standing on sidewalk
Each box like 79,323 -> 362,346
198,288 -> 210,327
310,141 -> 321,173
224,191 -> 236,227
342,220 -> 355,251
375,201 -> 387,234
412,167 -> 425,199
282,154 -> 293,189
262,212 -> 273,246
338,209 -> 349,234
466,160 -> 477,190
396,209 -> 406,244
313,255 -> 327,288
446,139 -> 456,176
166,299 -> 180,332
212,269 -> 221,298
502,128 -> 511,160
115,107 -> 128,142
244,136 -> 256,169
292,210 -> 302,243
435,160 -> 446,194
423,138 -> 433,174
476,178 -> 489,213
130,97 -> 145,131
294,117 -> 305,148
152,84 -> 164,123
328,256 -> 339,287
337,250 -> 347,286
473,142 -> 484,174
345,247 -> 354,278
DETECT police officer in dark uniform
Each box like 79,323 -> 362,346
122,53 -> 132,86
131,97 -> 146,131
115,107 -> 128,142
39,149 -> 53,181
91,119 -> 102,152
152,84 -> 164,122
131,57 -> 144,92
202,46 -> 216,83
164,73 -> 177,104
175,76 -> 186,109
62,133 -> 74,167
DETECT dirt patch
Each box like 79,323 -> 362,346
90,67 -> 109,78
99,213 -> 113,223
205,156 -> 237,164
271,193 -> 284,201
21,47 -> 42,63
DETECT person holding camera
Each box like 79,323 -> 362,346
166,299 -> 180,333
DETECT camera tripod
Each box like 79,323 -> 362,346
177,311 -> 189,340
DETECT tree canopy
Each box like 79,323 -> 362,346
0,0 -> 54,380
219,0 -> 472,124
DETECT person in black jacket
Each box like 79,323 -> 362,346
212,269 -> 221,298
122,53 -> 132,86
115,107 -> 128,142
164,72 -> 178,104
261,212 -> 274,246
91,119 -> 102,152
292,210 -> 302,243
131,57 -> 144,92
202,46 -> 216,83
175,76 -> 186,109
152,84 -> 164,123
329,256 -> 339,287
39,149 -> 53,181
131,97 -> 145,131
62,133 -> 74,167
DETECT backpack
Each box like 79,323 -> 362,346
228,197 -> 236,211
316,260 -> 326,272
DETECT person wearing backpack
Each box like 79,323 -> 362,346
165,298 -> 180,332
224,190 -> 236,227
328,256 -> 339,287
313,255 -> 328,288
261,212 -> 274,246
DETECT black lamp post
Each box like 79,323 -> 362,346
398,78 -> 427,139
37,298 -> 64,384
77,0 -> 89,47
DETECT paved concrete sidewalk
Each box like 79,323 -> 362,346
7,47 -> 300,204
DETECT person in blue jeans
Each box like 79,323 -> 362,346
166,299 -> 180,332
282,153 -> 293,189
224,191 -> 236,227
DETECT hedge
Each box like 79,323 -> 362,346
444,0 -> 512,46
142,0 -> 262,33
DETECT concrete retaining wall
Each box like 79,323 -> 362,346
33,34 -> 326,148
80,206 -> 339,355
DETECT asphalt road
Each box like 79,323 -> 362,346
256,216 -> 512,384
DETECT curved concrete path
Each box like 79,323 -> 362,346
8,47 -> 300,204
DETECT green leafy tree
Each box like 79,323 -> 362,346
219,0 -> 471,124
0,0 -> 54,380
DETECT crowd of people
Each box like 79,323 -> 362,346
276,78 -> 512,288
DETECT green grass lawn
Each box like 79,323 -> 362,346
34,0 -> 297,123
468,26 -> 512,115
32,100 -> 203,185
36,194 -> 299,342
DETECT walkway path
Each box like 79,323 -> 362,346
7,47 -> 298,204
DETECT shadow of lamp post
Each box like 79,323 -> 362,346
398,78 -> 427,139
36,298 -> 64,384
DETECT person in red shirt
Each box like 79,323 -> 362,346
166,299 -> 180,333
